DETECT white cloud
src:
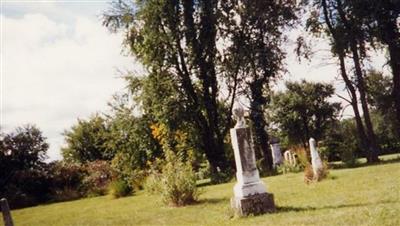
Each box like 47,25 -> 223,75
2,12 -> 137,160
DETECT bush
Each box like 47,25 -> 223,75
277,161 -> 303,174
160,159 -> 198,206
195,161 -> 211,181
48,162 -> 86,202
82,161 -> 114,197
341,146 -> 359,167
145,151 -> 199,206
109,179 -> 132,198
144,172 -> 162,195
304,160 -> 329,183
111,152 -> 148,191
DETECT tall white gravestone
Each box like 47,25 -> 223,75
309,137 -> 323,179
270,137 -> 283,167
230,103 -> 275,216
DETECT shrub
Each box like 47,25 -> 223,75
303,164 -> 314,184
109,179 -> 132,198
82,160 -> 114,196
48,162 -> 86,201
195,161 -> 211,181
304,160 -> 329,183
148,123 -> 199,206
160,158 -> 198,206
145,151 -> 199,206
341,146 -> 359,167
277,161 -> 303,174
111,152 -> 148,191
144,172 -> 162,195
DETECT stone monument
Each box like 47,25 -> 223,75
284,150 -> 297,166
309,137 -> 323,179
270,137 -> 283,167
230,102 -> 275,216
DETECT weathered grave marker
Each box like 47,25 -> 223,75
230,103 -> 275,216
270,137 -> 283,167
309,137 -> 323,180
284,150 -> 297,166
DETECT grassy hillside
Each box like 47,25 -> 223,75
5,157 -> 400,226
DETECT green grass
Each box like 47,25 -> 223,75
5,155 -> 400,226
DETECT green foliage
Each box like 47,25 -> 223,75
143,173 -> 162,195
0,125 -> 50,208
220,0 -> 298,172
276,162 -> 303,174
82,161 -> 114,197
159,151 -> 199,206
340,146 -> 359,168
106,98 -> 162,189
62,114 -> 113,163
109,179 -> 132,198
271,80 -> 341,147
48,162 -> 86,201
145,152 -> 199,206
145,123 -> 199,206
366,71 -> 400,153
195,161 -> 211,181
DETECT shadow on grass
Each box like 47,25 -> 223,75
195,197 -> 229,205
276,200 -> 397,213
330,155 -> 400,170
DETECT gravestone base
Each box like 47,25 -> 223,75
231,193 -> 275,216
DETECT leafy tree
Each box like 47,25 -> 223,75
0,125 -> 49,187
104,93 -> 162,186
62,114 -> 112,163
366,70 -> 394,112
270,80 -> 341,147
103,0 -> 239,177
366,70 -> 400,153
0,125 -> 50,208
305,0 -> 380,162
221,0 -> 298,173
348,0 -> 400,136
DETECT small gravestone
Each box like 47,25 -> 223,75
230,103 -> 275,216
309,138 -> 323,179
270,137 -> 283,167
1,198 -> 14,226
284,150 -> 297,166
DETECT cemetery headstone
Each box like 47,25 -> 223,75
230,103 -> 275,216
270,137 -> 283,167
284,150 -> 297,166
309,137 -> 323,180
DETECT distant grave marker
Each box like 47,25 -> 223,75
284,150 -> 297,166
270,137 -> 283,167
309,137 -> 324,180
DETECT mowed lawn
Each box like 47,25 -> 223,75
6,155 -> 400,226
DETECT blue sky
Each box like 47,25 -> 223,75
1,0 -> 390,161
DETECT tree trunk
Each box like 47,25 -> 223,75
249,81 -> 273,173
181,0 -> 230,178
335,0 -> 380,162
349,41 -> 380,162
378,18 -> 400,137
321,0 -> 375,160
338,52 -> 370,156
